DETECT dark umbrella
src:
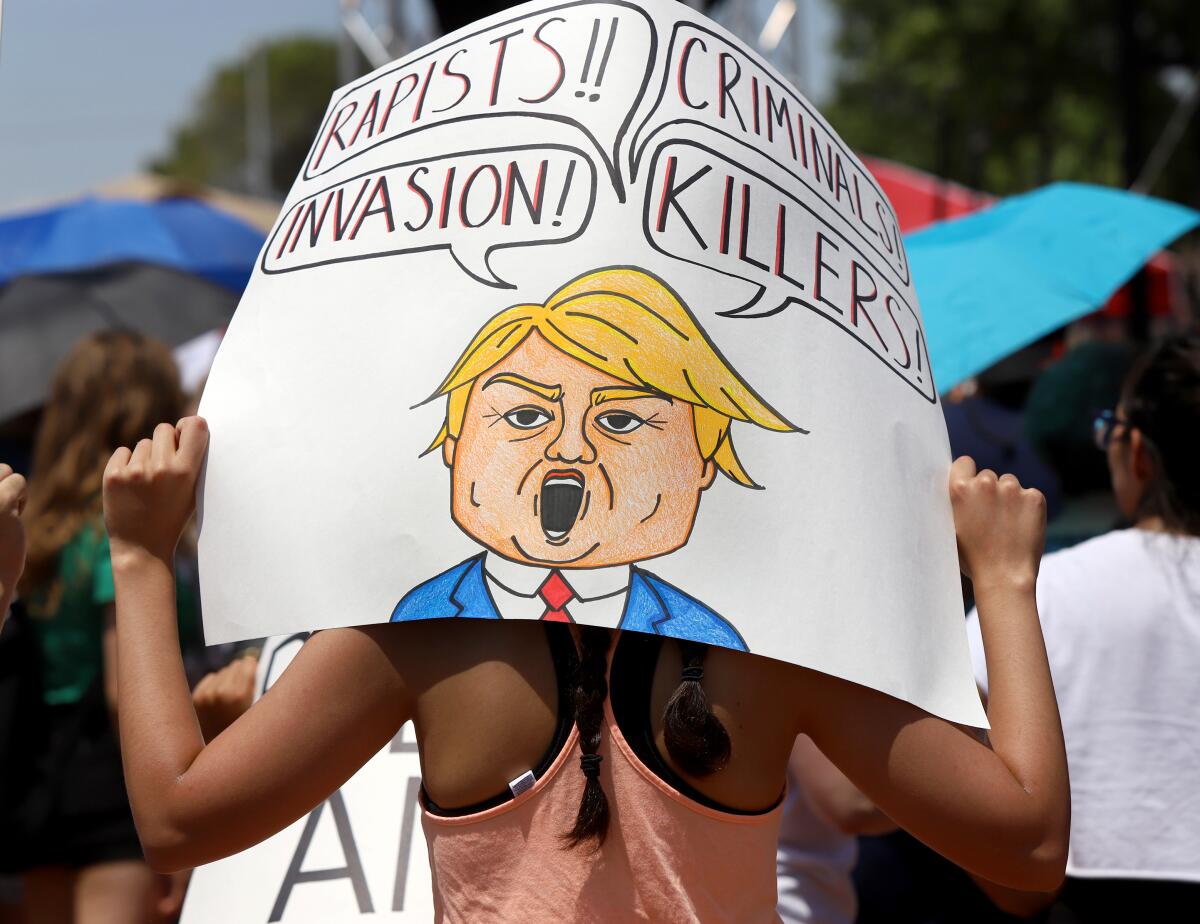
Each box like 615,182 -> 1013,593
0,197 -> 265,421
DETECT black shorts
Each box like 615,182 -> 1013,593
9,695 -> 143,871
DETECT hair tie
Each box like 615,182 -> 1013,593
681,665 -> 705,683
579,753 -> 603,778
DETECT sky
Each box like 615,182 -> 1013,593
0,0 -> 835,215
0,0 -> 341,212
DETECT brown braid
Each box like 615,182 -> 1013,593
662,641 -> 731,776
561,625 -> 611,850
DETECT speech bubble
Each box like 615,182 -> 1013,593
263,144 -> 597,289
301,0 -> 654,202
642,139 -> 934,402
629,20 -> 910,288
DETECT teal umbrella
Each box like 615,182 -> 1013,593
909,182 -> 1199,391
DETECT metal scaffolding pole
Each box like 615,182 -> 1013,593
338,0 -> 438,72
244,48 -> 273,197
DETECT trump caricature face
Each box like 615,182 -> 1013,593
441,332 -> 717,568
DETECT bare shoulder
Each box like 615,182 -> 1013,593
701,644 -> 812,712
347,618 -> 559,697
776,657 -> 986,762
700,645 -> 928,741
351,619 -> 563,808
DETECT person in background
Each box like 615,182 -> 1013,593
967,335 -> 1200,920
162,334 -> 255,692
1023,340 -> 1138,550
191,655 -> 259,743
944,341 -> 1064,522
12,331 -> 184,924
777,736 -> 894,924
0,465 -> 26,630
0,466 -> 29,924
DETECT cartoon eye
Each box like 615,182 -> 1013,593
503,406 -> 552,429
595,411 -> 645,434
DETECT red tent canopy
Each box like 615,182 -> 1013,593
861,157 -> 995,232
863,156 -> 1178,319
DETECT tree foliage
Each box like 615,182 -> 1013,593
825,0 -> 1200,206
151,37 -> 342,196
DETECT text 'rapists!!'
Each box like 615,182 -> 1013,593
262,0 -> 931,400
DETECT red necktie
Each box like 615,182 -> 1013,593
538,570 -> 576,623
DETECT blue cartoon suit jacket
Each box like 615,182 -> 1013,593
390,554 -> 747,652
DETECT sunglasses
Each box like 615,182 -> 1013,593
1092,409 -> 1129,451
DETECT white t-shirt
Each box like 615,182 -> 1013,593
776,778 -> 857,924
966,528 -> 1200,883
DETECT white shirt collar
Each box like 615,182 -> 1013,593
483,551 -> 631,601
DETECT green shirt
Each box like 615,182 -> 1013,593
28,521 -> 115,705
28,521 -> 202,706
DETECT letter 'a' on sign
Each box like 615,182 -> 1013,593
198,0 -> 987,728
180,639 -> 436,923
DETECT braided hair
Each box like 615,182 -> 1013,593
561,632 -> 734,852
561,625 -> 611,850
662,641 -> 731,776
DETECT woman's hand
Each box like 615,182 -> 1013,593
103,417 -> 208,565
0,463 -> 28,623
949,456 -> 1046,592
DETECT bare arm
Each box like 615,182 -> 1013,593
0,464 -> 27,627
789,735 -> 895,836
972,877 -> 1058,918
796,459 -> 1069,892
102,604 -> 119,717
105,419 -> 412,871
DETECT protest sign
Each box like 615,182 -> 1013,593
198,0 -> 987,727
180,636 -> 434,923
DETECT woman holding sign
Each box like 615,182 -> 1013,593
102,269 -> 1067,923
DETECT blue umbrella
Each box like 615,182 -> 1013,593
0,196 -> 266,420
0,196 -> 265,292
909,182 -> 1200,391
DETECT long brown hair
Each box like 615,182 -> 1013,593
20,331 -> 184,595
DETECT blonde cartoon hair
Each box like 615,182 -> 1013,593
426,267 -> 799,488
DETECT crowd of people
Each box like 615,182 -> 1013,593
0,325 -> 1196,923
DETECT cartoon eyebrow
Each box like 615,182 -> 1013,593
482,373 -> 562,402
591,386 -> 674,407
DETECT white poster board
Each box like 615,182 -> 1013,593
180,635 -> 434,923
198,0 -> 986,727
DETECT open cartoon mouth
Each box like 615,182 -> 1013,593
540,469 -> 584,541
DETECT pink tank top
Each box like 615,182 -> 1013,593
421,639 -> 785,922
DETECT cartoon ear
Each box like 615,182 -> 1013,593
442,435 -> 457,469
701,458 -> 717,490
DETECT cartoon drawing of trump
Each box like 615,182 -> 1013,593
390,266 -> 800,650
